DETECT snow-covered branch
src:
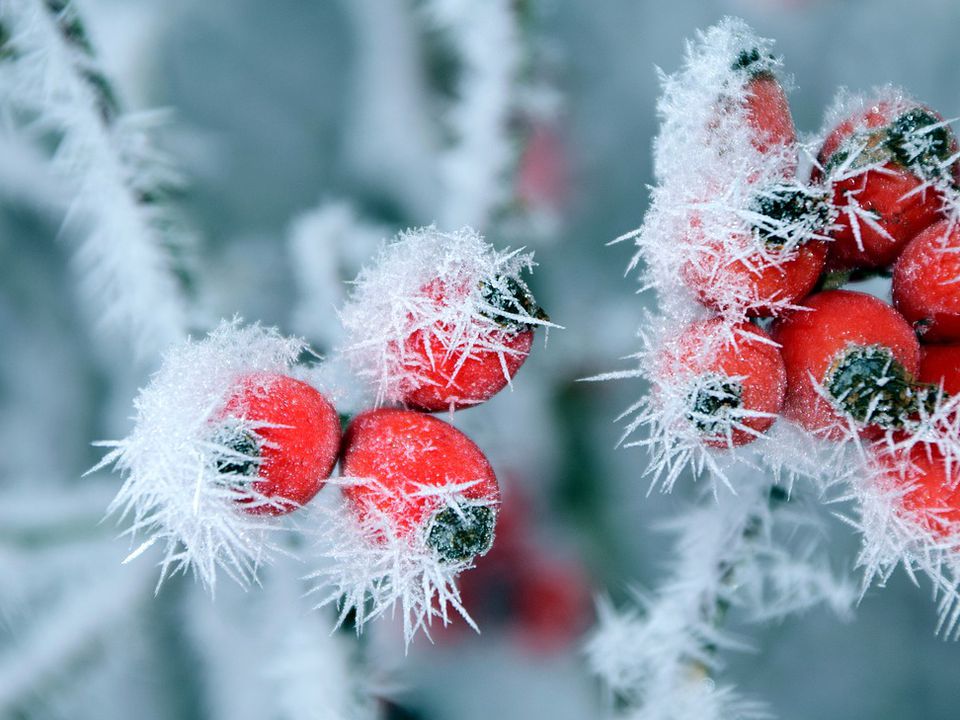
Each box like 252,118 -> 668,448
0,0 -> 191,354
426,0 -> 522,231
587,477 -> 851,719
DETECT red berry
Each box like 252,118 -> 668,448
772,290 -> 921,437
815,101 -> 958,269
873,443 -> 960,536
218,373 -> 341,516
402,325 -> 534,412
744,73 -> 796,156
513,557 -> 592,653
341,409 -> 500,562
658,319 -> 786,447
893,219 -> 960,342
681,186 -> 830,317
710,56 -> 796,166
517,123 -> 568,211
400,280 -> 540,412
919,344 -> 960,395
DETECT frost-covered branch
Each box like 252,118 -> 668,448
0,555 -> 151,713
426,0 -> 522,230
188,557 -> 374,720
587,477 -> 851,720
287,200 -> 386,353
0,0 -> 191,354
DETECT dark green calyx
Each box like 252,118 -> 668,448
426,504 -> 496,563
732,47 -> 776,77
826,345 -> 915,428
213,428 -> 261,479
479,275 -> 548,329
685,374 -> 744,437
886,108 -> 955,178
750,185 -> 833,247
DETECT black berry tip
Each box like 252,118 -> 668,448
685,373 -> 744,438
750,184 -> 834,247
826,345 -> 915,428
479,275 -> 546,330
426,504 -> 496,563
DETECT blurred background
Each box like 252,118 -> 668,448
2,0 -> 960,717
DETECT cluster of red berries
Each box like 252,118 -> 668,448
658,47 -> 960,532
212,280 -> 544,564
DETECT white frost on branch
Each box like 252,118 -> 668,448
0,549 -> 152,714
587,476 -> 851,720
91,320 -> 307,592
426,0 -> 522,230
188,557 -> 375,720
0,0 -> 190,354
287,199 -> 386,352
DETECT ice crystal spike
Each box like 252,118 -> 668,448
94,321 -> 307,591
306,485 -> 498,646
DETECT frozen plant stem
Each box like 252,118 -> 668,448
0,0 -> 191,354
590,479 -> 787,718
429,0 -> 521,230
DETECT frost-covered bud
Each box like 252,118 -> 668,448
678,183 -> 833,318
657,318 -> 786,448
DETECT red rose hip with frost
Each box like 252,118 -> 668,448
893,219 -> 960,342
815,99 -> 959,269
919,345 -> 960,395
873,443 -> 960,537
658,319 -> 786,447
341,409 -> 500,563
401,278 -> 543,412
681,185 -> 831,317
216,373 -> 341,515
732,47 -> 796,156
772,290 -> 921,437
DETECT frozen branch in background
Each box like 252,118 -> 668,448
287,200 -> 386,353
0,555 -> 151,715
427,0 -> 521,231
0,0 -> 191,354
587,477 -> 851,720
189,558 -> 374,720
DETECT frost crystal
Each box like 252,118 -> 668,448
338,225 -> 549,407
92,321 -> 308,591
307,477 -> 498,647
0,0 -> 191,353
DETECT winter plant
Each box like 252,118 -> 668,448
0,0 -> 562,716
588,17 -> 960,718
4,0 -> 960,717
